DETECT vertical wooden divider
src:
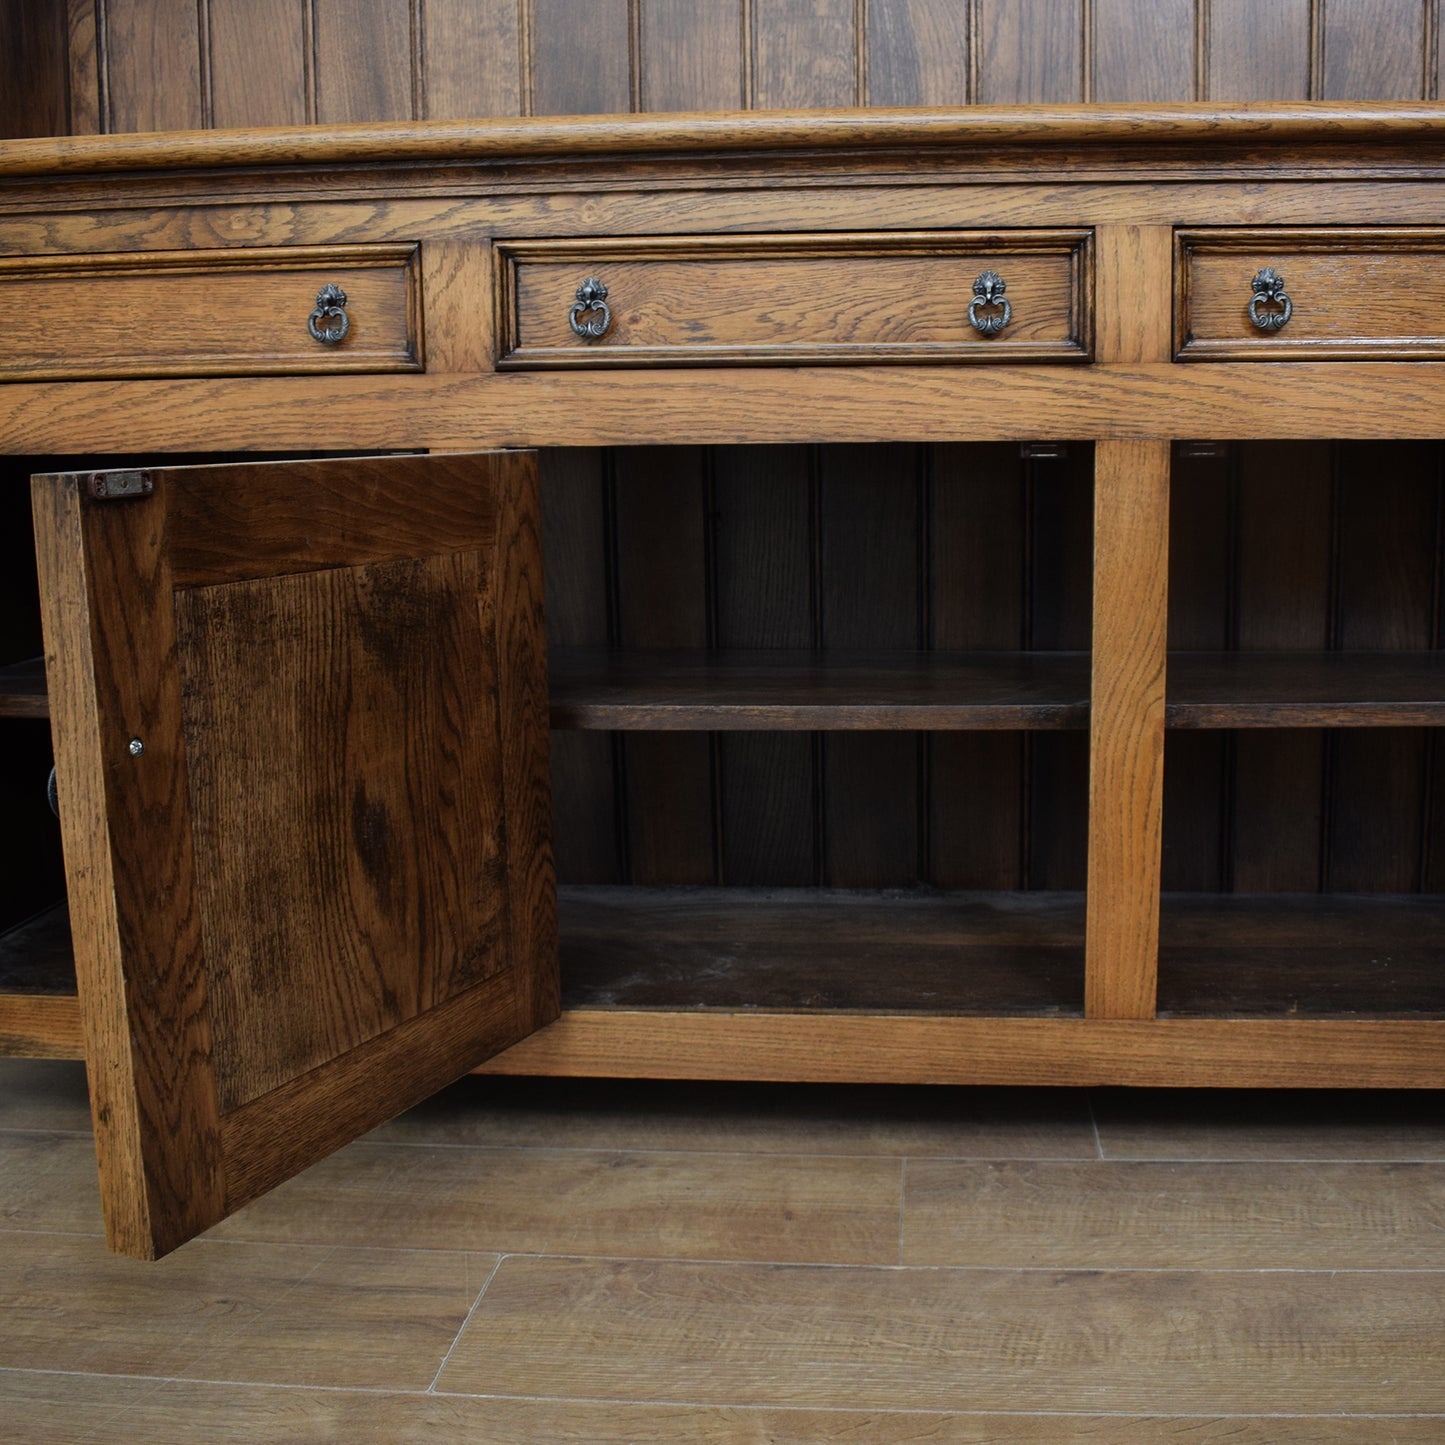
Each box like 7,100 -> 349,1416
1087,225 -> 1173,1019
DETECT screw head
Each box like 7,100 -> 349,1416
128,737 -> 145,757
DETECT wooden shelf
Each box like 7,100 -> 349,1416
549,649 -> 1445,732
0,903 -> 82,1058
0,657 -> 47,719
1166,652 -> 1445,728
549,650 -> 1090,730
558,885 -> 1085,1015
1159,892 -> 1445,1018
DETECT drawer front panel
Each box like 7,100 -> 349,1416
1176,228 -> 1445,360
496,232 -> 1093,368
0,244 -> 422,380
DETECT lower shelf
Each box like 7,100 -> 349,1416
0,903 -> 81,1058
559,885 -> 1086,1015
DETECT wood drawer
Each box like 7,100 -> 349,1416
1176,228 -> 1445,360
0,244 -> 422,380
495,231 -> 1093,368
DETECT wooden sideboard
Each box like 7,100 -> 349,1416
2,103 -> 1444,1257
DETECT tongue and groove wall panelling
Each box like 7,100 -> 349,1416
1327,443 -> 1440,892
101,0 -> 204,131
208,0 -> 309,127
0,1 -> 69,138
973,0 -> 1085,103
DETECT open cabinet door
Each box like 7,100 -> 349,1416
32,451 -> 557,1259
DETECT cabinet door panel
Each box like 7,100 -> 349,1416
33,450 -> 556,1258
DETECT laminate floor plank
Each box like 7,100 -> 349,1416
171,1248 -> 495,1391
78,1379 -> 1445,1445
0,1369 -> 158,1445
436,1256 -> 1445,1414
903,1159 -> 1445,1268
368,1075 -> 1099,1158
0,1232 -> 333,1378
206,1142 -> 902,1265
1093,1088 -> 1445,1160
0,1131 -> 101,1233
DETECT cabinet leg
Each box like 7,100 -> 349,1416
1086,437 -> 1170,1018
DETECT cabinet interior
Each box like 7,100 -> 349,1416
4,440 -> 1444,1036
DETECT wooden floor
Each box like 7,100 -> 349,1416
2,1061 -> 1443,1441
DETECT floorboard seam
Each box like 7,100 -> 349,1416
426,1252 -> 506,1394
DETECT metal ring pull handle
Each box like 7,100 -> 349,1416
968,270 -> 1012,336
569,277 -> 612,339
308,283 -> 350,344
1248,267 -> 1292,332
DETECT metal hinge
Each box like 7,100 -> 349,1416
85,470 -> 154,501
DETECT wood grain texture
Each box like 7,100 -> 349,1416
752,0 -> 859,109
478,1010 -> 1445,1086
1179,227 -> 1445,359
0,246 -> 421,381
0,993 -> 84,1058
313,0 -> 414,123
65,0 -> 102,135
437,1254 -> 1445,1410
1091,0 -> 1197,103
32,470 -> 223,1259
1086,440 -> 1169,1020
1319,0 -> 1429,100
0,0 -> 69,140
208,0 -> 309,129
974,0 -> 1084,104
530,0 -> 631,116
101,0 -> 204,132
423,0 -> 523,120
637,0 -> 745,113
0,656 -> 48,717
866,0 -> 970,107
558,884 -> 1084,1015
1206,0 -> 1313,100
498,232 -> 1091,368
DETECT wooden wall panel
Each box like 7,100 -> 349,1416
103,0 -> 204,132
866,0 -> 970,106
751,0 -> 859,108
974,0 -> 1085,104
423,0 -> 523,119
530,0 -> 631,115
1205,0 -> 1313,99
1091,0 -> 1197,101
0,0 -> 70,139
314,0 -> 415,123
1319,0 -> 1429,100
638,0 -> 746,112
209,0 -> 309,128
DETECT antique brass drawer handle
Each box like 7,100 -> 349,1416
968,270 -> 1011,335
1248,267 -> 1292,331
569,277 -> 613,339
308,283 -> 350,344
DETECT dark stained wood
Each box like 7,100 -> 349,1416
865,0 -> 970,107
559,885 -> 1084,1015
530,0 -> 632,116
0,903 -> 74,995
102,0 -> 204,132
637,0 -> 745,113
1168,651 -> 1445,727
818,443 -> 921,889
549,649 -> 1092,730
65,0 -> 101,135
612,447 -> 714,884
1232,441 -> 1332,892
0,0 -> 69,140
0,657 -> 48,717
208,0 -> 309,129
1158,891 -> 1445,1017
424,0 -> 523,120
712,445 -> 816,886
1090,0 -> 1196,103
1319,0 -> 1429,101
313,0 -> 414,124
751,0 -> 859,109
974,0 -> 1084,104
0,991 -> 83,1058
1205,0 -> 1312,101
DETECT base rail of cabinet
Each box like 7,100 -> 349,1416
474,1010 -> 1445,1088
0,992 -> 83,1057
